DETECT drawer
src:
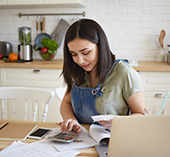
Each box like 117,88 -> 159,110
1,68 -> 64,88
144,91 -> 170,115
140,72 -> 170,91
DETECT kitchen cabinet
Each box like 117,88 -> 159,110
140,72 -> 170,115
42,0 -> 86,6
0,67 -> 65,122
0,0 -> 6,5
6,0 -> 42,5
0,0 -> 86,8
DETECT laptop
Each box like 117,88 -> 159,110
107,116 -> 170,157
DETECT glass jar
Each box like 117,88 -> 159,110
18,27 -> 31,45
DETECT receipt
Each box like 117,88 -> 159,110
91,115 -> 115,122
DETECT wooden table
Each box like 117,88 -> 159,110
0,119 -> 99,157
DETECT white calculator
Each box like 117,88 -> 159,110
47,132 -> 79,143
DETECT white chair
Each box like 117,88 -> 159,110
55,87 -> 67,101
0,87 -> 55,122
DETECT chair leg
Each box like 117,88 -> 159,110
42,103 -> 48,122
12,99 -> 16,119
1,99 -> 6,119
24,100 -> 28,121
33,101 -> 38,121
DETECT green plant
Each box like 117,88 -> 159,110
39,38 -> 58,60
40,38 -> 58,51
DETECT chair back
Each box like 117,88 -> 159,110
55,87 -> 67,101
0,87 -> 55,122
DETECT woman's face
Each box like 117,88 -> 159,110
68,38 -> 98,73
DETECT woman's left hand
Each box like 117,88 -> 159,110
98,119 -> 112,130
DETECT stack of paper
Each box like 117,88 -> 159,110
0,140 -> 81,157
0,119 -> 110,156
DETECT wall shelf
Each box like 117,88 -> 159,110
18,11 -> 86,18
0,0 -> 86,9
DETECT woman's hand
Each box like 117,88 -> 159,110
56,119 -> 82,134
98,119 -> 112,131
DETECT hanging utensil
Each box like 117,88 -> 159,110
36,16 -> 39,35
40,16 -> 43,33
51,18 -> 70,47
42,16 -> 46,33
159,30 -> 166,48
34,16 -> 52,50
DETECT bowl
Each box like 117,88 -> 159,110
39,50 -> 57,60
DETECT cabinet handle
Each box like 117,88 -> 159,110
32,69 -> 42,74
154,93 -> 164,98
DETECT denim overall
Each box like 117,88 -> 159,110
71,59 -> 128,124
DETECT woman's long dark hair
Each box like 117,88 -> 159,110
62,18 -> 115,93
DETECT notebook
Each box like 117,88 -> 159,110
108,116 -> 170,157
0,120 -> 37,141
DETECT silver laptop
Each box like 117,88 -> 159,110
108,116 -> 170,157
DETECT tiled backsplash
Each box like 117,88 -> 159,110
0,0 -> 170,61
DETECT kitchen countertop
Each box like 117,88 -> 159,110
134,61 -> 170,72
0,59 -> 63,69
0,60 -> 170,71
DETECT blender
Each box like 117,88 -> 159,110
18,27 -> 33,61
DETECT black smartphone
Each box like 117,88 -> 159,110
28,128 -> 51,139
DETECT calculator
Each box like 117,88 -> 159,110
47,132 -> 79,143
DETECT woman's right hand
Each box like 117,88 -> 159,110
56,119 -> 82,134
98,119 -> 112,131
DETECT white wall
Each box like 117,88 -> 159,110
0,0 -> 170,61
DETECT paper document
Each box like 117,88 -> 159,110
46,127 -> 98,152
89,124 -> 110,145
0,140 -> 81,157
91,115 -> 115,122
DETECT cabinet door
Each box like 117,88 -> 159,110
140,72 -> 170,91
144,91 -> 170,115
140,72 -> 170,115
42,0 -> 86,7
0,0 -> 6,5
1,68 -> 63,88
6,0 -> 42,5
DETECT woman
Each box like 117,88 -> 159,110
58,18 -> 146,133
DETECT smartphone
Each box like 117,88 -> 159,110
28,128 -> 51,139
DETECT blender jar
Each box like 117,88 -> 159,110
18,27 -> 31,45
18,27 -> 33,61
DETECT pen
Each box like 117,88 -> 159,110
0,122 -> 9,130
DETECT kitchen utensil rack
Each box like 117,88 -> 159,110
18,11 -> 85,18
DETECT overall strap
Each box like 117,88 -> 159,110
106,59 -> 128,78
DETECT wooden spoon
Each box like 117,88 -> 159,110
159,30 -> 166,48
42,16 -> 46,33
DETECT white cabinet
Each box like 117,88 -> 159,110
6,0 -> 42,5
0,68 -> 65,122
0,68 -> 63,87
42,0 -> 86,6
140,72 -> 170,115
1,0 -> 86,8
0,0 -> 6,5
